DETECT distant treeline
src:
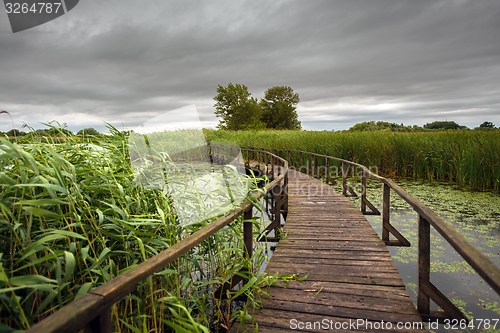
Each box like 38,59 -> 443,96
0,127 -> 101,138
347,120 -> 498,132
2,120 -> 498,139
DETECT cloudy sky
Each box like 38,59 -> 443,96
1,0 -> 499,133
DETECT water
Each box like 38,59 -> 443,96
343,179 -> 500,333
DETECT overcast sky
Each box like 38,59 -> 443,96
1,0 -> 499,133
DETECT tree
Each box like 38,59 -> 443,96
423,121 -> 467,130
260,86 -> 301,130
348,121 -> 423,132
479,121 -> 495,128
77,127 -> 100,136
6,129 -> 26,137
46,127 -> 73,136
213,83 -> 265,130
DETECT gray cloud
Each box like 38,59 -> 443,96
1,0 -> 500,132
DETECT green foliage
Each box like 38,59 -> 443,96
5,129 -> 27,137
260,86 -> 301,130
475,122 -> 499,131
213,83 -> 265,130
213,84 -> 301,130
348,121 -> 423,132
46,127 -> 73,137
423,120 -> 468,130
348,120 -> 499,132
479,121 -> 495,129
76,127 -> 100,137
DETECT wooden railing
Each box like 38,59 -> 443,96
263,148 -> 500,322
25,149 -> 288,333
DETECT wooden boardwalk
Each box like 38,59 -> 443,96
231,170 -> 425,332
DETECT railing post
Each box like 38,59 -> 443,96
283,171 -> 289,220
271,153 -> 275,176
342,162 -> 348,195
299,151 -> 303,171
325,158 -> 330,185
418,215 -> 431,315
243,207 -> 254,283
382,183 -> 390,242
273,184 -> 282,239
244,208 -> 253,259
310,154 -> 315,177
84,308 -> 112,333
361,171 -> 367,214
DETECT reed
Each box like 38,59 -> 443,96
204,129 -> 500,191
0,125 -> 269,332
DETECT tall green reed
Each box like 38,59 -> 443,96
1,126 -> 271,332
204,129 -> 500,191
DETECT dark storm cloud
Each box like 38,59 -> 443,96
1,0 -> 499,132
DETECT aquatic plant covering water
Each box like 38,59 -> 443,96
204,130 -> 500,191
0,127 -> 272,332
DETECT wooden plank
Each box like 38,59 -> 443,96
270,248 -> 393,257
269,257 -> 396,267
247,301 -> 422,329
271,280 -> 410,298
284,227 -> 380,233
268,262 -> 399,274
275,243 -> 389,251
270,252 -> 394,262
262,288 -> 419,315
266,273 -> 407,287
233,309 -> 426,333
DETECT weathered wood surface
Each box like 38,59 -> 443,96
231,170 -> 425,332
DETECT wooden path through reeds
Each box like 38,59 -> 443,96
230,169 -> 425,333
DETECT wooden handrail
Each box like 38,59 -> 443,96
259,148 -> 500,321
26,149 -> 288,333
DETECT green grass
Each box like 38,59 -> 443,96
204,129 -> 500,191
0,126 -> 270,332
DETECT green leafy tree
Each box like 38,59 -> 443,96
77,127 -> 100,136
479,121 -> 495,128
46,127 -> 73,136
260,86 -> 301,130
349,121 -> 380,132
6,129 -> 27,137
213,83 -> 265,130
423,121 -> 468,130
349,121 -> 423,132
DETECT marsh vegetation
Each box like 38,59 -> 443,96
0,127 -> 275,332
205,129 -> 500,191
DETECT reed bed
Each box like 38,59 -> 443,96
204,129 -> 500,191
0,127 -> 270,332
